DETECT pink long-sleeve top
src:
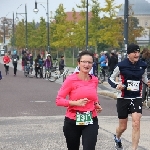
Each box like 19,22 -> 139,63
56,72 -> 100,120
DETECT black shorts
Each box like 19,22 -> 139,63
117,98 -> 142,119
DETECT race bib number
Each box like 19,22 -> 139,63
127,80 -> 140,91
76,111 -> 93,125
14,59 -> 17,61
6,64 -> 9,66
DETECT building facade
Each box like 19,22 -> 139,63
118,0 -> 150,46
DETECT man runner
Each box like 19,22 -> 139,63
108,43 -> 150,150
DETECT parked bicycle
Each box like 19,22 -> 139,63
48,68 -> 69,82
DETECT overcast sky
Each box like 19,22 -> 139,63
1,0 -> 150,22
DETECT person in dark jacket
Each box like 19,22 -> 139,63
93,53 -> 99,77
11,50 -> 19,76
108,52 -> 118,76
59,56 -> 65,74
34,54 -> 44,78
22,53 -> 29,72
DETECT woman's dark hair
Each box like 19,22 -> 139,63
77,51 -> 94,62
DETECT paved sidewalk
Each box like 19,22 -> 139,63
0,116 -> 149,150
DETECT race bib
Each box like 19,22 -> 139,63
127,80 -> 140,91
76,111 -> 93,125
6,64 -> 9,66
14,59 -> 17,61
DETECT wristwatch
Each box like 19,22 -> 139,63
94,102 -> 100,105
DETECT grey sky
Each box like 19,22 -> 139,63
0,0 -> 150,22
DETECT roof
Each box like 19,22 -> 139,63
66,12 -> 92,22
118,0 -> 150,16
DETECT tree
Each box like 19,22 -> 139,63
27,20 -> 38,49
99,0 -> 123,48
36,17 -> 47,49
15,19 -> 26,49
128,4 -> 144,44
51,4 -> 69,53
89,0 -> 102,52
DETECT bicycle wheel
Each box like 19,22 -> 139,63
63,74 -> 66,82
98,72 -> 104,82
48,75 -> 57,82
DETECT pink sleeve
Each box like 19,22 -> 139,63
56,77 -> 72,107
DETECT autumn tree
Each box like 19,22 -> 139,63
15,19 -> 26,49
100,0 -> 122,48
128,4 -> 144,44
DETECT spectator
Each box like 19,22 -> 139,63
99,52 -> 107,81
93,53 -> 99,77
59,56 -> 65,74
108,52 -> 118,75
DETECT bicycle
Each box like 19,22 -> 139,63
24,62 -> 34,78
43,67 -> 51,79
48,68 -> 69,82
98,67 -> 105,83
98,66 -> 109,83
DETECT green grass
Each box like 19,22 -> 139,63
65,58 -> 77,68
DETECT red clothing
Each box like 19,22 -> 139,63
56,73 -> 99,120
3,56 -> 10,64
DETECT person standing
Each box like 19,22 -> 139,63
108,43 -> 150,150
56,51 -> 102,150
93,53 -> 99,77
99,52 -> 107,81
11,50 -> 19,76
108,52 -> 118,76
59,55 -> 65,74
3,53 -> 10,75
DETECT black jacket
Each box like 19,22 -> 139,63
108,55 -> 118,72
59,59 -> 64,70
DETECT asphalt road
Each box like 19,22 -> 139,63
0,63 -> 150,150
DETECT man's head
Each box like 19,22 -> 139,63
95,53 -> 99,58
110,52 -> 115,56
61,56 -> 64,59
127,43 -> 140,63
13,50 -> 17,55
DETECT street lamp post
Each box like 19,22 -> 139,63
124,0 -> 129,51
86,0 -> 88,51
16,4 -> 28,49
33,0 -> 50,53
3,23 -> 6,44
12,12 -> 15,51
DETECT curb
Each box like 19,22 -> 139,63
98,90 -> 150,107
98,90 -> 117,99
